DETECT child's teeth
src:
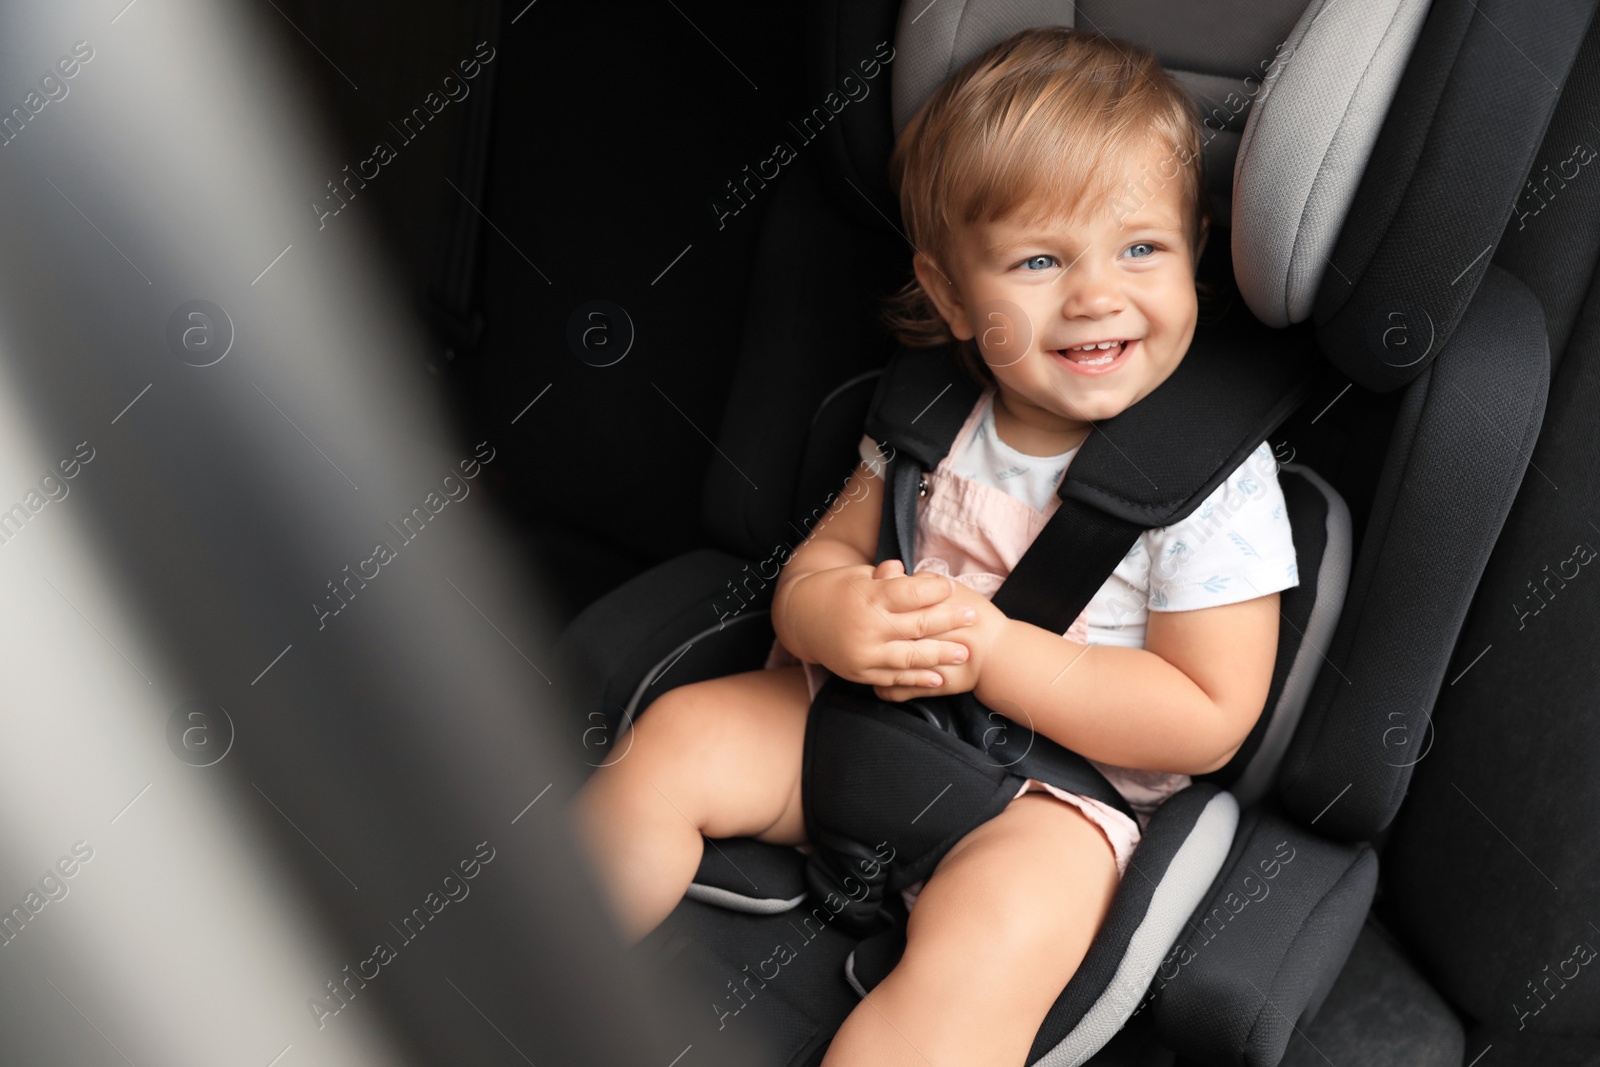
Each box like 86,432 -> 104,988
1059,341 -> 1123,366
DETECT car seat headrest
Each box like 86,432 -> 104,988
1230,0 -> 1433,327
881,0 -> 1432,327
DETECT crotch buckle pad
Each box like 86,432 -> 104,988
800,677 -> 1021,934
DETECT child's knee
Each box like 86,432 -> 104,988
631,682 -> 761,788
635,683 -> 716,751
908,810 -> 1114,967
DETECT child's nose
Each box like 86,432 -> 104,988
1062,264 -> 1125,318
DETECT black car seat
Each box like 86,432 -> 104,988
552,0 -> 1594,1063
1351,9 -> 1600,1067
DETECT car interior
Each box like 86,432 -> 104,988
432,0 -> 1593,1062
533,1 -> 1600,1063
0,0 -> 1596,1064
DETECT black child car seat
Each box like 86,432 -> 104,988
553,0 -> 1594,1062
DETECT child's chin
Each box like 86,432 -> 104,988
1049,384 -> 1132,417
1074,401 -> 1132,423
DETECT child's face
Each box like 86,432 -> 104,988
915,139 -> 1203,437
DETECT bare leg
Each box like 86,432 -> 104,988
821,793 -> 1120,1067
570,666 -> 812,944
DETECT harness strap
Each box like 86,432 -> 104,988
813,349 -> 1143,933
881,455 -> 920,573
805,318 -> 1319,933
991,495 -> 1145,635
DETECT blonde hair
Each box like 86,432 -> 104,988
881,27 -> 1210,387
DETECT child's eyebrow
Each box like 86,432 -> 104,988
1116,216 -> 1187,235
987,218 -> 1187,259
986,238 -> 1048,258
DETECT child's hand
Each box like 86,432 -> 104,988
782,560 -> 978,689
870,566 -> 1008,703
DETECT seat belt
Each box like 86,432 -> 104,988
803,312 -> 1318,934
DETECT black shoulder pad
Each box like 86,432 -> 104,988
1062,310 -> 1320,528
862,343 -> 984,469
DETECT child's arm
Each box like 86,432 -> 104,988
771,459 -> 977,690
872,581 -> 1279,775
985,593 -> 1279,775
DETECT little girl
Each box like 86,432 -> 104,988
574,27 -> 1298,1067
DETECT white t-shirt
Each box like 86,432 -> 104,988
860,391 -> 1300,648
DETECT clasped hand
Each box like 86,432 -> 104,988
785,558 -> 1008,702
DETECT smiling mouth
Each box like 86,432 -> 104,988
1051,339 -> 1135,372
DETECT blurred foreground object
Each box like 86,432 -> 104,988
0,2 -> 772,1064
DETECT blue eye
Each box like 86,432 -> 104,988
1020,254 -> 1056,271
1126,242 -> 1156,258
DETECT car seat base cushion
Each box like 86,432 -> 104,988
688,835 -> 811,914
1150,805 -> 1378,1067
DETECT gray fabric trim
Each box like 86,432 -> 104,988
844,949 -> 867,998
1075,0 -> 1312,78
684,882 -> 808,914
1036,791 -> 1241,1066
1232,0 -> 1432,326
632,611 -> 809,916
1170,68 -> 1261,131
890,1 -> 1075,136
643,607 -> 812,921
618,609 -> 772,727
808,368 -> 882,437
1230,463 -> 1353,808
1169,68 -> 1249,229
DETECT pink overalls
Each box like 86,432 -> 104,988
765,387 -> 1148,901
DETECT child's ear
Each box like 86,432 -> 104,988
913,252 -> 973,341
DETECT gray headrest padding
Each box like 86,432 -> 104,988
1231,0 -> 1433,326
890,2 -> 1074,138
887,1 -> 1281,229
887,0 -> 1430,327
1229,463 -> 1352,809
